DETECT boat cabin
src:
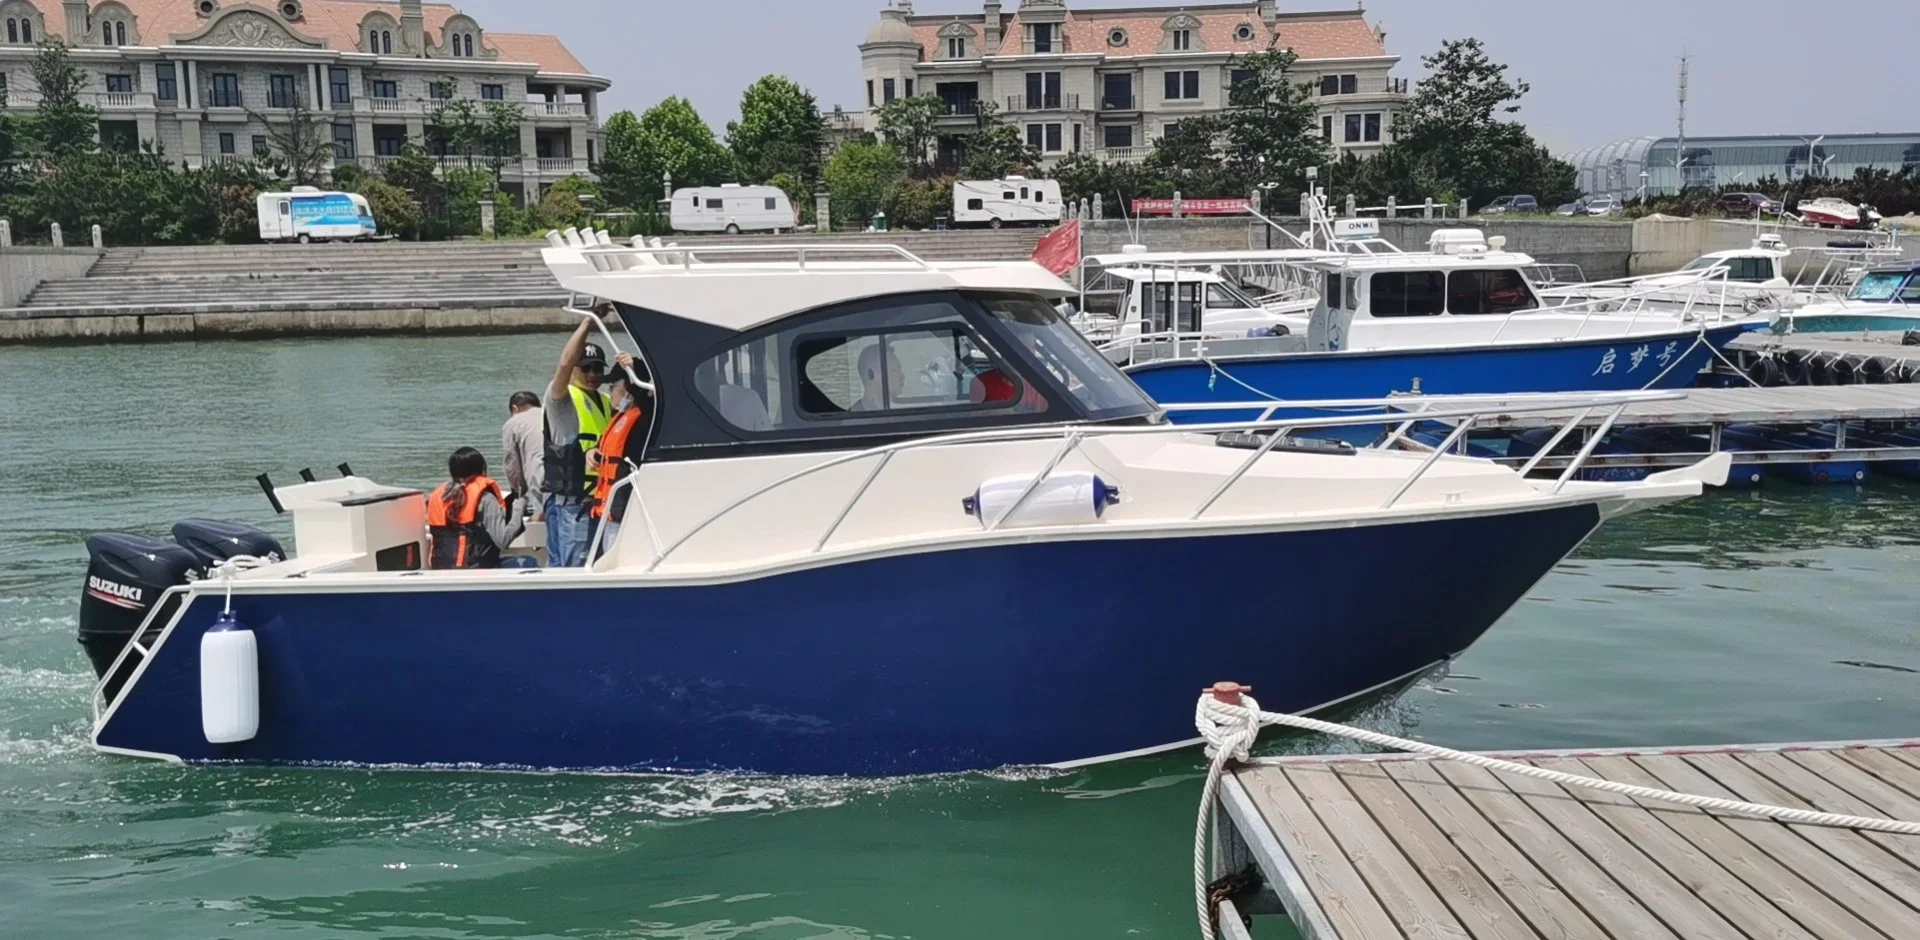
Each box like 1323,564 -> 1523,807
1305,230 -> 1550,351
542,243 -> 1162,464
1845,261 -> 1920,304
1076,249 -> 1330,346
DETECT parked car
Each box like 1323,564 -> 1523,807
1583,195 -> 1621,217
1718,192 -> 1782,217
1554,199 -> 1589,216
1481,195 -> 1539,215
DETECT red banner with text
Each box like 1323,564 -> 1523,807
1129,198 -> 1253,216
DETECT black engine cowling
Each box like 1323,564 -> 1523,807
79,533 -> 199,702
171,519 -> 285,572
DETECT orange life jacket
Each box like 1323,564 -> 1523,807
591,407 -> 644,520
426,475 -> 505,569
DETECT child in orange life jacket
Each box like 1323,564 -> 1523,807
426,447 -> 528,570
588,353 -> 649,558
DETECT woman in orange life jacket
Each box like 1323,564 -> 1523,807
588,353 -> 649,558
426,447 -> 529,570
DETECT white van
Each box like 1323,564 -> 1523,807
953,177 -> 1063,228
257,187 -> 377,243
670,184 -> 796,234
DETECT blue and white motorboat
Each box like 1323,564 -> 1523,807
1095,226 -> 1758,420
1773,260 -> 1920,334
78,234 -> 1727,777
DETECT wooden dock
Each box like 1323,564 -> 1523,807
1211,741 -> 1920,939
1457,385 -> 1920,432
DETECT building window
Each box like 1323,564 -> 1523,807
1026,123 -> 1043,149
329,66 -> 350,104
210,73 -> 240,107
269,74 -> 297,109
1164,70 -> 1199,101
1108,28 -> 1128,46
1103,124 -> 1132,149
1162,121 -> 1181,140
333,123 -> 355,159
904,78 -> 914,98
1025,71 -> 1061,110
429,80 -> 452,100
105,74 -> 133,93
218,132 -> 235,155
375,135 -> 404,156
116,20 -> 126,44
1321,115 -> 1332,140
1321,74 -> 1360,96
371,79 -> 397,99
1171,29 -> 1191,51
155,63 -> 176,101
1071,123 -> 1080,152
882,78 -> 895,103
1344,114 -> 1363,143
101,22 -> 111,44
464,34 -> 474,57
1342,74 -> 1358,95
866,80 -> 874,108
1045,123 -> 1062,152
1031,23 -> 1054,53
947,37 -> 964,58
6,20 -> 16,44
1102,73 -> 1133,110
1234,24 -> 1255,42
1363,112 -> 1381,142
1230,68 -> 1257,89
381,30 -> 392,54
480,83 -> 504,101
252,135 -> 270,159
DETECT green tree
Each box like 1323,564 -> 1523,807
625,97 -> 735,205
824,139 -> 904,229
960,107 -> 1041,181
727,75 -> 825,187
253,99 -> 336,186
876,94 -> 942,176
480,100 -> 525,184
1047,152 -> 1165,210
595,109 -> 648,209
885,175 -> 953,230
352,177 -> 423,239
1218,47 -> 1327,192
21,38 -> 96,158
429,91 -> 484,170
1144,116 -> 1244,196
1384,38 -> 1578,207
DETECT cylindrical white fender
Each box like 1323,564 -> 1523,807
200,611 -> 259,744
964,472 -> 1121,530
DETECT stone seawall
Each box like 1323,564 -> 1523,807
0,305 -> 575,344
1,248 -> 101,307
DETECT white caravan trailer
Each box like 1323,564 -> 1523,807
257,187 -> 378,243
670,185 -> 797,234
952,177 -> 1063,228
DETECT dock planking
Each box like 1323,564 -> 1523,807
1215,741 -> 1920,939
1434,384 -> 1920,431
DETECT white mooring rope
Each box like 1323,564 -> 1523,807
1190,689 -> 1920,940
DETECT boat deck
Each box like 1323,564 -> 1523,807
1213,741 -> 1920,940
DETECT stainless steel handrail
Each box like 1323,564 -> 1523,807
640,389 -> 1686,571
577,242 -> 937,272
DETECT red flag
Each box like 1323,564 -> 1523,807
1030,219 -> 1081,277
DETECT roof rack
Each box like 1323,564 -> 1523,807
549,229 -> 936,274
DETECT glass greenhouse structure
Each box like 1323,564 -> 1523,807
1568,133 -> 1920,198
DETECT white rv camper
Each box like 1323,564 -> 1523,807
952,177 -> 1063,228
257,187 -> 378,243
669,185 -> 797,234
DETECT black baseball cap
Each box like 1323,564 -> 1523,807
580,342 -> 608,369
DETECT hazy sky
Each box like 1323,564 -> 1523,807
458,0 -> 1919,153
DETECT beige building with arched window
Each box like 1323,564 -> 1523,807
0,0 -> 608,205
857,0 -> 1407,169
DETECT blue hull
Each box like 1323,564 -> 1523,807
96,505 -> 1601,776
1130,325 -> 1745,423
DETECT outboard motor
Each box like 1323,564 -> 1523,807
79,534 -> 199,703
171,519 -> 285,572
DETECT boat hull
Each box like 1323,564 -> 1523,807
94,504 -> 1601,776
1129,325 -> 1747,423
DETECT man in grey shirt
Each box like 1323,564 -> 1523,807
501,391 -> 545,516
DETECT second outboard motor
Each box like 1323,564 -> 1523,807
79,534 -> 199,703
171,520 -> 285,573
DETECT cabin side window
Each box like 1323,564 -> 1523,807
1727,257 -> 1774,282
968,198 -> 984,210
1445,269 -> 1538,315
1368,271 -> 1445,317
1323,272 -> 1342,310
705,198 -> 724,210
1901,276 -> 1920,303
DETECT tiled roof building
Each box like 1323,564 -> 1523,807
0,0 -> 608,204
858,0 -> 1406,168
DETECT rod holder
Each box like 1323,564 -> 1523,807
255,474 -> 286,515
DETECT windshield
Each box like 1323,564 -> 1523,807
973,293 -> 1159,420
1682,256 -> 1720,271
1206,280 -> 1259,309
1850,272 -> 1908,302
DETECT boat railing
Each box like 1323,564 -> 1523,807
1501,263 -> 1741,343
576,240 -> 938,274
638,389 -> 1682,572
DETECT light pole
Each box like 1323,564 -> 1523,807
1638,170 -> 1650,203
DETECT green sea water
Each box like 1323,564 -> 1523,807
2,336 -> 1917,939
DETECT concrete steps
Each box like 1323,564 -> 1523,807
26,230 -> 1050,313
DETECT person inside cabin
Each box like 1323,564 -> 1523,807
542,303 -> 616,567
852,343 -> 906,412
501,391 -> 545,520
426,447 -> 528,570
588,353 -> 650,558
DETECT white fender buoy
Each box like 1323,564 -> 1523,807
200,610 -> 259,744
963,472 -> 1121,530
